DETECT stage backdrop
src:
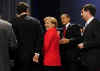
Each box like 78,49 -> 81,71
0,0 -> 30,20
0,0 -> 16,20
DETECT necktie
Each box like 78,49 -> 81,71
63,26 -> 66,37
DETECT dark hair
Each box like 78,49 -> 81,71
16,2 -> 29,14
61,13 -> 70,18
81,4 -> 96,16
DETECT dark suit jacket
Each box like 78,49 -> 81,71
60,24 -> 82,63
10,15 -> 42,70
0,19 -> 16,71
81,19 -> 100,67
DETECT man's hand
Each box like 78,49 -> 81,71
78,43 -> 84,49
33,53 -> 39,63
59,38 -> 70,44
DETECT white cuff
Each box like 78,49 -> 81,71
35,53 -> 40,56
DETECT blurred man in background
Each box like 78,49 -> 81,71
10,2 -> 42,71
0,18 -> 16,71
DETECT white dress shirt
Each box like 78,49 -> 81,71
85,16 -> 94,29
65,22 -> 71,30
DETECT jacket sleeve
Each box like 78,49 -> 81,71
7,23 -> 17,60
69,25 -> 83,45
32,20 -> 43,54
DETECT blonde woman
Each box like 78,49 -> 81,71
43,17 -> 62,71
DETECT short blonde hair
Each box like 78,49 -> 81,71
44,16 -> 58,26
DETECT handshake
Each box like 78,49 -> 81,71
33,53 -> 39,63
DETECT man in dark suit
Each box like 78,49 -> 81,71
0,19 -> 16,71
59,13 -> 82,71
10,2 -> 42,71
78,4 -> 100,71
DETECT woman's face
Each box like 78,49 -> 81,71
44,20 -> 54,30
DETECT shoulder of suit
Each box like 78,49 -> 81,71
70,23 -> 80,27
0,19 -> 12,30
0,19 -> 12,26
92,19 -> 100,23
90,19 -> 100,26
91,19 -> 100,27
24,16 -> 40,24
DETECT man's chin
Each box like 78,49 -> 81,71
62,23 -> 66,25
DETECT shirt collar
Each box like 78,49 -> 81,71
65,22 -> 71,29
86,16 -> 94,25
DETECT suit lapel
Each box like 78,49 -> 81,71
83,19 -> 96,36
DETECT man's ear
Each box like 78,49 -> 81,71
84,11 -> 88,17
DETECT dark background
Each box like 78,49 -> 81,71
0,0 -> 100,24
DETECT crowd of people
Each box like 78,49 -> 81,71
0,2 -> 100,71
